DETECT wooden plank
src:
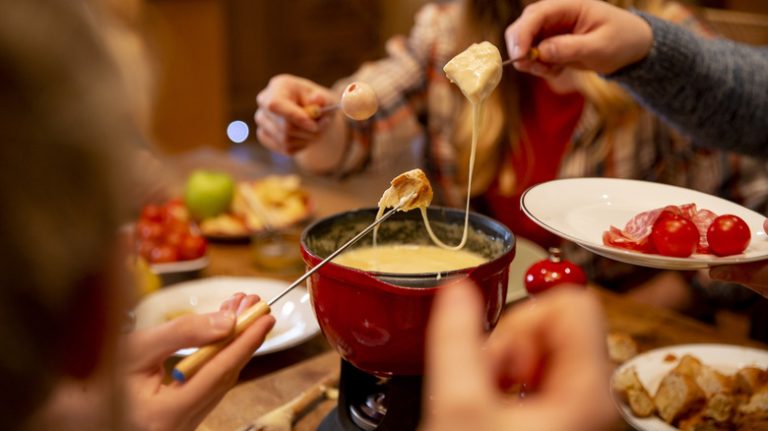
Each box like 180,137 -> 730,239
199,350 -> 340,431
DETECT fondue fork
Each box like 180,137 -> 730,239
502,47 -> 539,66
171,194 -> 416,383
304,103 -> 338,119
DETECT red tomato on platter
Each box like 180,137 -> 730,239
163,230 -> 185,248
707,214 -> 751,256
135,199 -> 208,264
136,220 -> 163,241
178,234 -> 207,260
137,239 -> 158,260
650,211 -> 699,257
149,244 -> 179,264
165,199 -> 190,223
140,204 -> 166,223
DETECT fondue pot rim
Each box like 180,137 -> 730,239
300,206 -> 515,279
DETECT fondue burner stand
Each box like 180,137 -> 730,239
318,360 -> 422,431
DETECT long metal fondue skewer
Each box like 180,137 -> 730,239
172,195 -> 414,383
501,47 -> 539,66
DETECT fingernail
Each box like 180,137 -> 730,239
209,311 -> 235,331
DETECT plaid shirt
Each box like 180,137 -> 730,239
337,2 -> 767,209
334,2 -> 768,282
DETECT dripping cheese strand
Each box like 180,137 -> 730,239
419,102 -> 481,250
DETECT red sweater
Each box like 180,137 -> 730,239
483,76 -> 584,249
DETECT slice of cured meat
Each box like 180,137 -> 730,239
603,204 -> 718,255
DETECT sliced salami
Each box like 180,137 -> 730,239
603,203 -> 722,256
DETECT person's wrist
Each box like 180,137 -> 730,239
626,12 -> 654,67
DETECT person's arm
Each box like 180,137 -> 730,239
608,13 -> 768,156
506,0 -> 768,156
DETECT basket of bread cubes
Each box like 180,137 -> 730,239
608,333 -> 768,430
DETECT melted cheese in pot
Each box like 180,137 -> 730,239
334,244 -> 486,273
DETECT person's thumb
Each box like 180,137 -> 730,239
536,33 -> 590,65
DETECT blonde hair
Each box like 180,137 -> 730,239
454,0 -> 667,197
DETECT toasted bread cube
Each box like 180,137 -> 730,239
628,388 -> 656,417
613,366 -> 644,394
696,365 -> 734,398
738,385 -> 768,419
704,392 -> 735,423
735,367 -> 768,395
673,354 -> 703,378
607,331 -> 639,364
655,371 -> 706,423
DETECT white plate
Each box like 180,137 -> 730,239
150,255 -> 209,274
506,237 -> 548,303
133,276 -> 319,356
612,343 -> 768,431
521,178 -> 768,270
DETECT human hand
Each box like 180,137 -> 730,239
505,0 -> 653,76
123,293 -> 275,431
710,262 -> 768,298
255,74 -> 337,154
420,281 -> 616,431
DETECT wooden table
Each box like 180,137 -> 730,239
167,150 -> 765,430
192,241 -> 766,431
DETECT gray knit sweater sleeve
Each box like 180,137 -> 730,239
607,13 -> 768,157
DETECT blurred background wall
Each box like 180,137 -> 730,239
141,0 -> 767,155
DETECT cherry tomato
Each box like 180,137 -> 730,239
178,234 -> 207,260
163,230 -> 185,248
524,248 -> 587,294
707,214 -> 751,256
137,239 -> 158,260
136,219 -> 163,241
165,199 -> 190,223
650,211 -> 699,257
149,244 -> 179,264
140,204 -> 166,223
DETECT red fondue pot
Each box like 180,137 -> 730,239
300,207 -> 515,377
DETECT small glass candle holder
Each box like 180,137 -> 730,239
251,226 -> 305,275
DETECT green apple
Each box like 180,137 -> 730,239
184,170 -> 235,220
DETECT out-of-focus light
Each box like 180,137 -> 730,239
227,120 -> 249,143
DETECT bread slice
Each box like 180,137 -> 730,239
673,354 -> 703,378
654,371 -> 705,423
703,392 -> 735,423
613,366 -> 655,417
735,367 -> 768,395
628,388 -> 656,417
378,169 -> 433,211
738,385 -> 768,419
607,331 -> 639,364
695,365 -> 734,398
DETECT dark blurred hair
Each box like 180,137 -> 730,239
0,0 -> 137,427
